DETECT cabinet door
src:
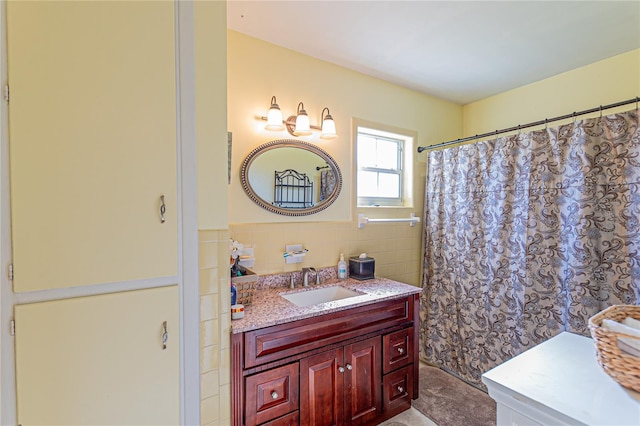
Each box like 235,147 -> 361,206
7,1 -> 177,291
344,336 -> 382,425
300,348 -> 344,426
14,286 -> 179,426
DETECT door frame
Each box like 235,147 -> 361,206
0,1 -> 200,424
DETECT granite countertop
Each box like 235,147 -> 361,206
231,277 -> 421,333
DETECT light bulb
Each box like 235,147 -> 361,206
294,103 -> 312,136
265,96 -> 284,131
320,108 -> 337,139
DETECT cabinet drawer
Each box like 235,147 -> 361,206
382,364 -> 413,418
245,363 -> 299,426
260,410 -> 299,426
383,327 -> 413,374
245,297 -> 412,368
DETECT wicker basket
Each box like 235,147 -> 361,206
234,280 -> 256,306
588,305 -> 640,392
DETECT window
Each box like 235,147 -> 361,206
356,124 -> 413,207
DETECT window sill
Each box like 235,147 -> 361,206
357,205 -> 415,209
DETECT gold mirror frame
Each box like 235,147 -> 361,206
240,139 -> 343,216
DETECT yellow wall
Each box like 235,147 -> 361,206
195,2 -> 230,425
196,0 -> 228,230
227,31 -> 462,286
464,49 -> 640,136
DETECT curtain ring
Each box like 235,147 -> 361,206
599,105 -> 603,118
544,118 -> 548,129
573,112 -> 577,123
636,97 -> 639,111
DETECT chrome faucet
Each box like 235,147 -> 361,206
302,267 -> 317,287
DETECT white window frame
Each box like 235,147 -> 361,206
354,120 -> 414,208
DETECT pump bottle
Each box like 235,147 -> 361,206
338,253 -> 348,279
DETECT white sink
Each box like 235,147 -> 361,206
281,285 -> 363,307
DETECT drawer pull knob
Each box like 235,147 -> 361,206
397,347 -> 404,354
271,391 -> 278,399
397,386 -> 404,393
338,366 -> 345,373
346,363 -> 352,370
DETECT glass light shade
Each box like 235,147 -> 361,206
265,105 -> 284,131
321,116 -> 337,139
294,112 -> 312,136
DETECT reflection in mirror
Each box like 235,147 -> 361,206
240,139 -> 342,216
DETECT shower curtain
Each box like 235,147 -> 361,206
320,169 -> 337,201
420,109 -> 640,388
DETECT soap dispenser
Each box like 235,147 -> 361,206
338,253 -> 348,280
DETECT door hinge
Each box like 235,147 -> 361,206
3,84 -> 8,103
8,263 -> 13,281
10,319 -> 15,336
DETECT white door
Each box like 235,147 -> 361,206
7,0 -> 178,292
14,286 -> 180,426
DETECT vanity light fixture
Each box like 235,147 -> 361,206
265,96 -> 285,131
260,96 -> 337,138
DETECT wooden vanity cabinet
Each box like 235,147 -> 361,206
232,294 -> 419,426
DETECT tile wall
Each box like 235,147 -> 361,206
230,220 -> 423,287
198,229 -> 231,425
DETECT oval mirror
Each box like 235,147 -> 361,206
240,139 -> 342,216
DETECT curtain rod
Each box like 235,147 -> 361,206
417,96 -> 639,153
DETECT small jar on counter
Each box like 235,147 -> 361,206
231,304 -> 245,320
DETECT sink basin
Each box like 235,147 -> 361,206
281,285 -> 363,307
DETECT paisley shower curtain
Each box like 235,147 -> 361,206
320,169 -> 337,201
420,109 -> 640,389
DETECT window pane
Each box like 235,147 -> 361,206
357,170 -> 379,197
357,135 -> 377,168
378,173 -> 400,198
376,139 -> 399,170
356,126 -> 409,207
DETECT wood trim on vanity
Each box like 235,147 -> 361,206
412,293 -> 419,399
232,333 -> 244,426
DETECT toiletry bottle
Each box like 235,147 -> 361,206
231,282 -> 237,306
338,253 -> 347,279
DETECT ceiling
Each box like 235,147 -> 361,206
227,1 -> 640,105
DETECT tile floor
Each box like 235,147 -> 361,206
380,407 -> 437,426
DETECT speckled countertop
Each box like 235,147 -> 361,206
231,276 -> 421,333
